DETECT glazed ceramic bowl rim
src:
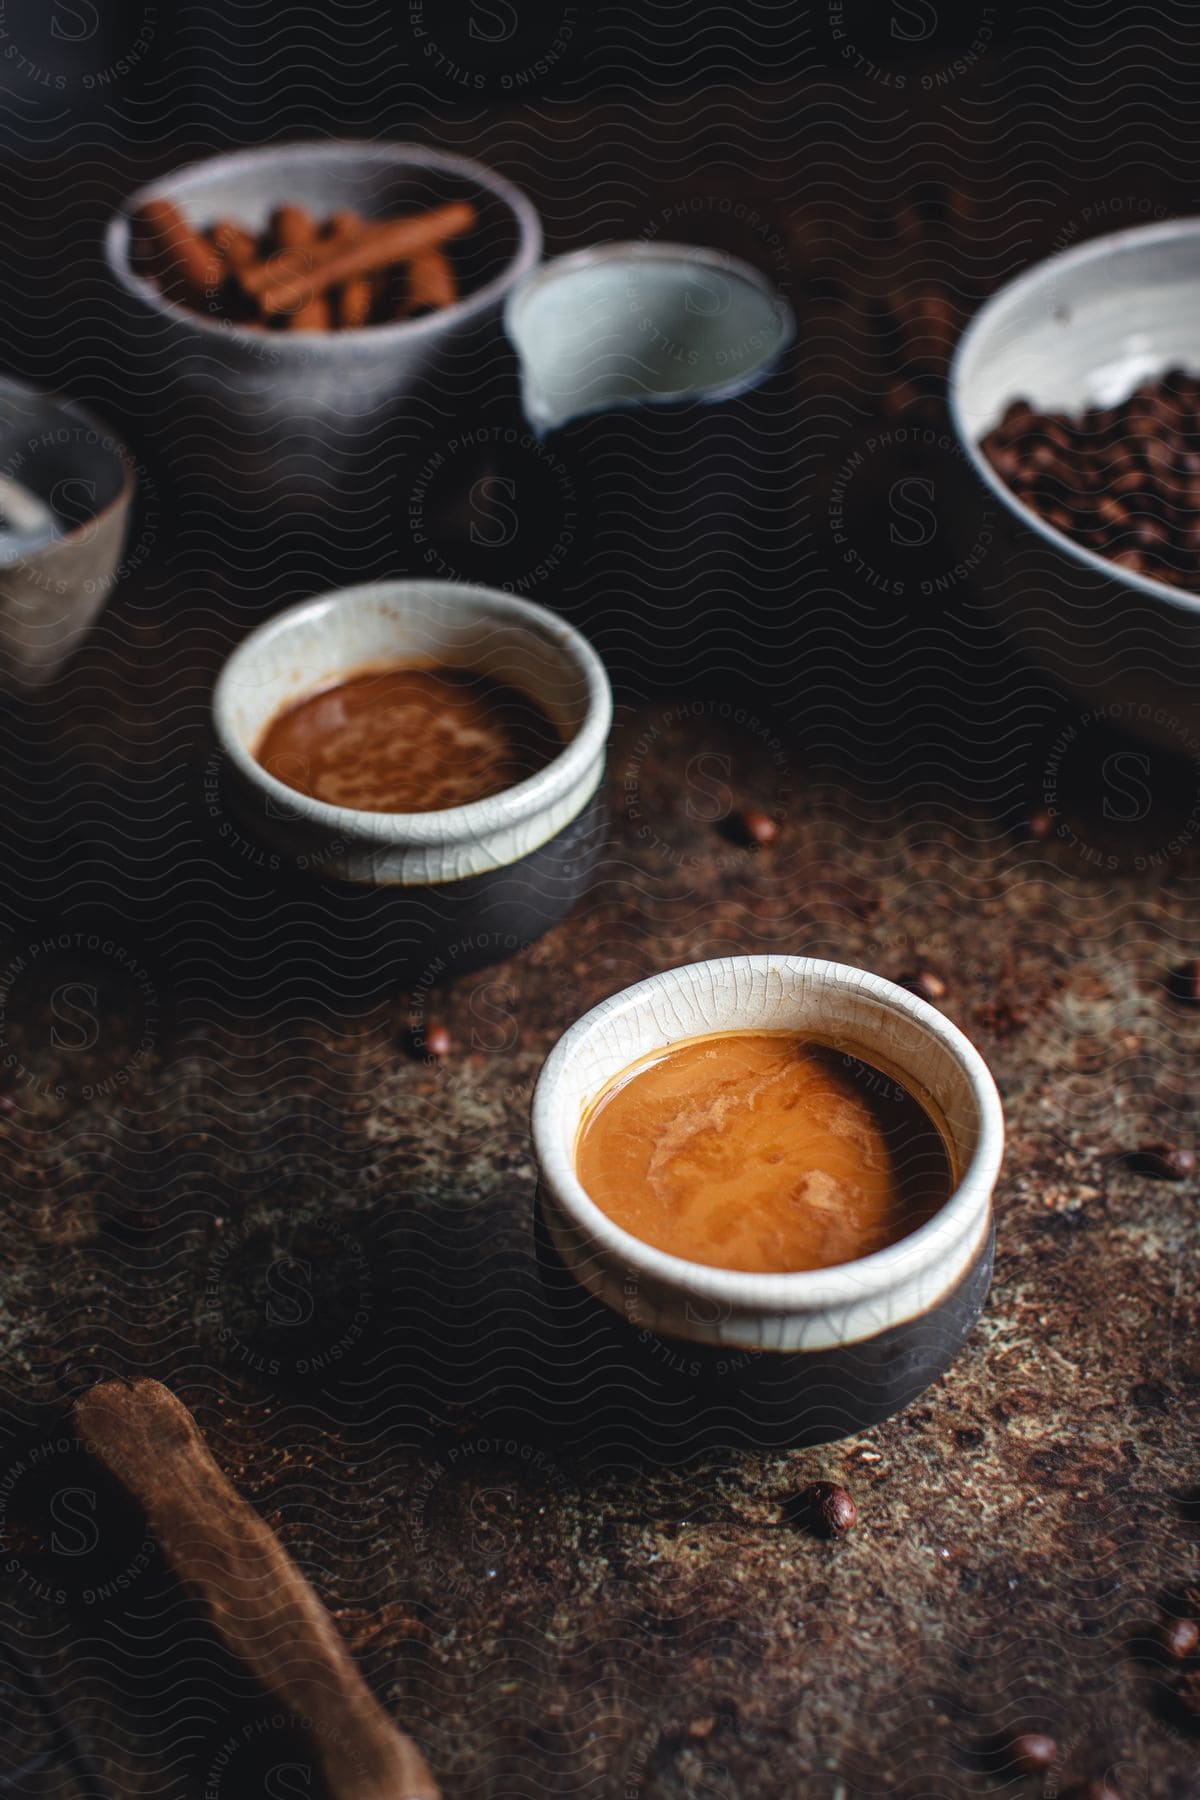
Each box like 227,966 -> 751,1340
211,579 -> 613,847
949,215 -> 1200,618
104,138 -> 544,351
0,377 -> 137,563
532,955 -> 1004,1310
503,238 -> 797,415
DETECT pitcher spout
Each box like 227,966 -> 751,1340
504,241 -> 795,435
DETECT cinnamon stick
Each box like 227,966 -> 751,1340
208,220 -> 268,327
253,202 -> 476,316
75,1379 -> 440,1800
133,196 -> 224,304
404,249 -> 458,317
270,203 -> 320,250
327,211 -> 376,329
210,219 -> 258,274
266,204 -> 333,329
338,277 -> 376,328
287,294 -> 333,330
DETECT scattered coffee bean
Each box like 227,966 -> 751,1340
1126,1143 -> 1195,1181
902,970 -> 947,1002
736,806 -> 780,847
423,1023 -> 452,1061
981,371 -> 1200,596
1163,1616 -> 1200,1659
1027,807 -> 1055,841
1166,959 -> 1200,1005
1007,1732 -> 1058,1774
795,1480 -> 857,1538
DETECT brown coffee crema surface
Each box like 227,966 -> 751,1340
574,1031 -> 953,1274
255,661 -> 562,813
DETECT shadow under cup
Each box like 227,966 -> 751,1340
531,957 -> 1004,1450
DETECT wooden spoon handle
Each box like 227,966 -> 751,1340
74,1379 -> 439,1800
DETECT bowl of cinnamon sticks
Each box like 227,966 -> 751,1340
104,140 -> 542,502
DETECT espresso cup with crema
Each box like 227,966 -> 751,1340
531,954 -> 1004,1446
211,579 -> 612,970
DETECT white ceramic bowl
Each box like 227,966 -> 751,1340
950,219 -> 1200,745
104,141 -> 543,504
533,956 -> 1003,1390
106,140 -> 541,355
212,579 -> 611,893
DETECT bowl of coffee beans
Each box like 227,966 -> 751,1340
950,218 -> 1200,748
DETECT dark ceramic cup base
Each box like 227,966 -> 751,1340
532,1197 -> 994,1453
185,782 -> 609,999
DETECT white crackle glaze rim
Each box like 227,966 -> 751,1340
532,956 -> 1004,1349
504,240 -> 796,428
105,139 -> 544,351
950,216 -> 1200,616
212,580 -> 612,885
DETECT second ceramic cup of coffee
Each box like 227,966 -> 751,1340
212,579 -> 611,968
531,955 -> 1004,1446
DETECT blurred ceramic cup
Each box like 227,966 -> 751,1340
211,579 -> 612,969
531,955 -> 1004,1447
502,242 -> 797,686
0,379 -> 136,691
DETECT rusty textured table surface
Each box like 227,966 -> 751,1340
4,666 -> 1200,1800
3,10 -> 1200,1799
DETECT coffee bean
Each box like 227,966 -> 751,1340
736,807 -> 780,847
1132,518 -> 1170,550
1145,436 -> 1178,476
981,374 -> 1200,595
999,399 -> 1035,433
902,970 -> 947,1002
794,1480 -> 857,1538
1028,807 -> 1055,841
423,1023 -> 452,1060
1126,1143 -> 1195,1181
1163,1616 -> 1200,1658
1007,1732 -> 1058,1774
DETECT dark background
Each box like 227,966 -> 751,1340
2,5 -> 1200,1798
